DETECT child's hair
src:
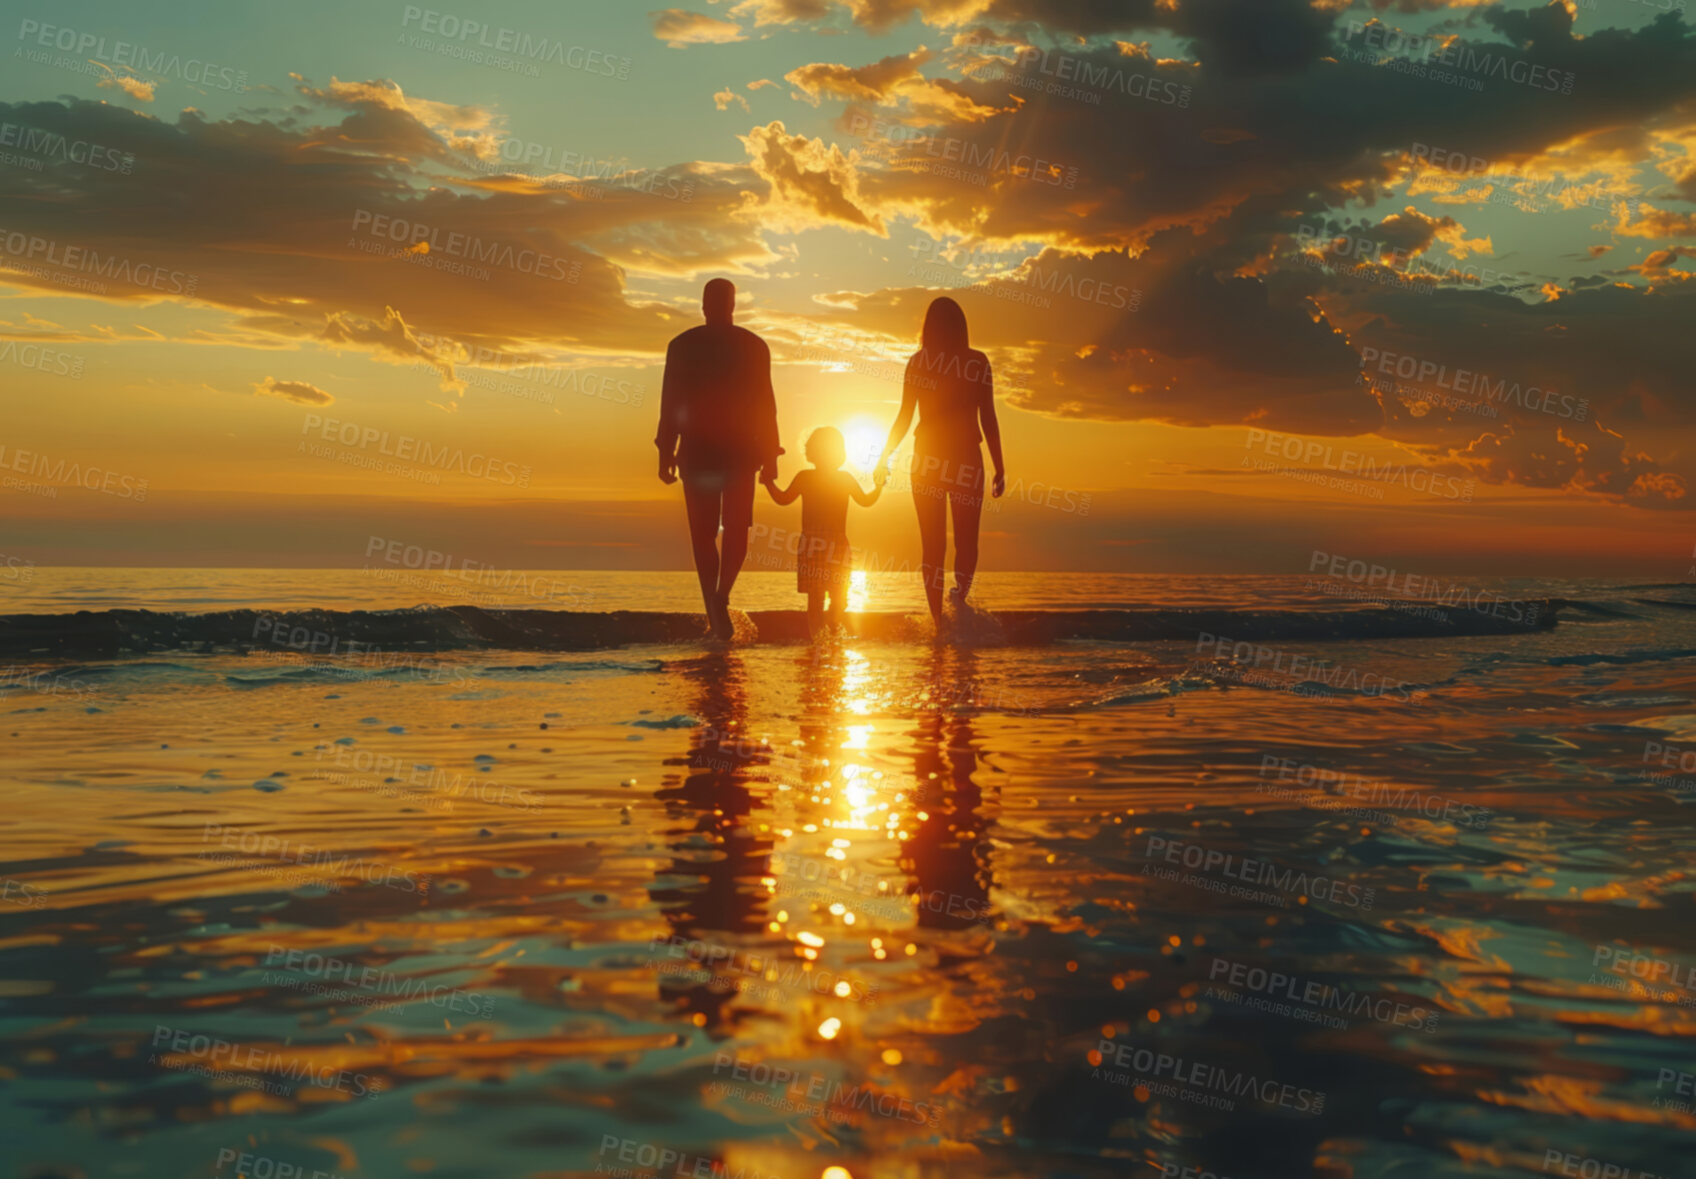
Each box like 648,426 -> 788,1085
804,426 -> 847,470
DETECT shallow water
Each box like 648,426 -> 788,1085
0,566 -> 1622,614
2,574 -> 1695,1178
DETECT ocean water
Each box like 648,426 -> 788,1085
0,566 -> 1625,615
1,571 -> 1694,1178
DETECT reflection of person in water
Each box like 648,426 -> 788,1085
649,651 -> 772,1029
899,647 -> 994,930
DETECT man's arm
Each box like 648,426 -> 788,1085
763,469 -> 803,506
656,335 -> 682,482
755,337 -> 781,477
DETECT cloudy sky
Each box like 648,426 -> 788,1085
2,0 -> 1693,574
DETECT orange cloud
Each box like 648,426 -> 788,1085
740,121 -> 886,233
650,9 -> 747,47
254,377 -> 334,405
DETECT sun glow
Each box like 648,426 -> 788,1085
843,418 -> 884,476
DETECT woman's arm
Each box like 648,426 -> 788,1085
763,470 -> 802,505
979,356 -> 1006,497
875,355 -> 921,478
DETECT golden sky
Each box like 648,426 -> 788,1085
2,0 -> 1694,573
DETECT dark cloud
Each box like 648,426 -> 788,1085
808,233 -> 1377,433
779,5 -> 1696,500
0,95 -> 771,368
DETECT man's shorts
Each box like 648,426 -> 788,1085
681,462 -> 757,532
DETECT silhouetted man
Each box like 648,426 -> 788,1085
656,279 -> 781,639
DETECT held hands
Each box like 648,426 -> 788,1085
658,456 -> 678,485
873,463 -> 890,489
992,469 -> 1006,498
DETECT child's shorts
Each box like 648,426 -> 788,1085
797,532 -> 852,595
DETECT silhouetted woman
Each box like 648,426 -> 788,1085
875,297 -> 1005,625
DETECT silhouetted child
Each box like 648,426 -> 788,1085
762,427 -> 885,636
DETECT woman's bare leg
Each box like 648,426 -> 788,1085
913,479 -> 948,621
947,465 -> 986,603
